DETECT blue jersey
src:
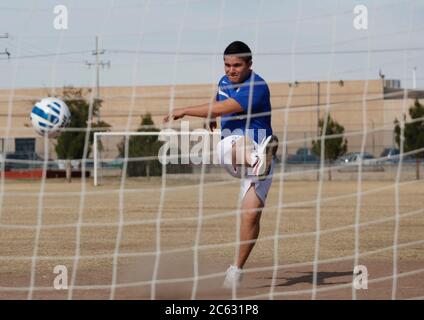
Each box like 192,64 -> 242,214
216,72 -> 272,144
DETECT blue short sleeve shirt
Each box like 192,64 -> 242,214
216,72 -> 273,144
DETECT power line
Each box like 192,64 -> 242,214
2,38 -> 44,57
85,36 -> 110,122
3,46 -> 424,61
0,33 -> 10,59
0,50 -> 91,60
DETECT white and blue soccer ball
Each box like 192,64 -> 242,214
30,97 -> 71,138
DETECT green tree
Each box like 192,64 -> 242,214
118,113 -> 163,177
312,113 -> 348,180
54,87 -> 111,180
394,99 -> 424,180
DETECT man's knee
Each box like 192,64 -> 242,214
242,210 -> 262,225
232,137 -> 245,167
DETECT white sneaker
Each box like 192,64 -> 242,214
251,135 -> 279,180
223,265 -> 243,289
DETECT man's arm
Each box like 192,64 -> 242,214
163,98 -> 243,123
207,95 -> 220,131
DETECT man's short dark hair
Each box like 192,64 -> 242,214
223,41 -> 252,63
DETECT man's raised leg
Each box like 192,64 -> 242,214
231,136 -> 256,171
231,135 -> 279,178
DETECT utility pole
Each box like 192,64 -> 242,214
379,69 -> 385,90
371,119 -> 375,156
0,33 -> 10,59
85,36 -> 110,122
316,81 -> 320,181
412,67 -> 417,90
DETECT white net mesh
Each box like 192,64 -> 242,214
1,0 -> 424,301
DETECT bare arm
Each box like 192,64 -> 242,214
163,98 -> 243,123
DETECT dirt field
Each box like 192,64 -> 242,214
0,174 -> 423,300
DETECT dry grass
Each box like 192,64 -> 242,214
0,176 -> 423,299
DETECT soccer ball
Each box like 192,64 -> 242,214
30,97 -> 71,138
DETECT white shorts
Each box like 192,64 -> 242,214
216,135 -> 274,204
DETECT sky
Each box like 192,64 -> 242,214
0,0 -> 424,89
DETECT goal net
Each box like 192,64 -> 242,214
1,0 -> 424,302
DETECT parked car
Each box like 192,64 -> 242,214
335,152 -> 378,166
380,148 -> 400,163
286,148 -> 320,164
102,157 -> 124,169
334,152 -> 355,165
3,152 -> 46,171
56,159 -> 83,170
379,148 -> 418,164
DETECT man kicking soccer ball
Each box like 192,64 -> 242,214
163,41 -> 278,289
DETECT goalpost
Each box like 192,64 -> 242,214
93,130 -> 223,186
